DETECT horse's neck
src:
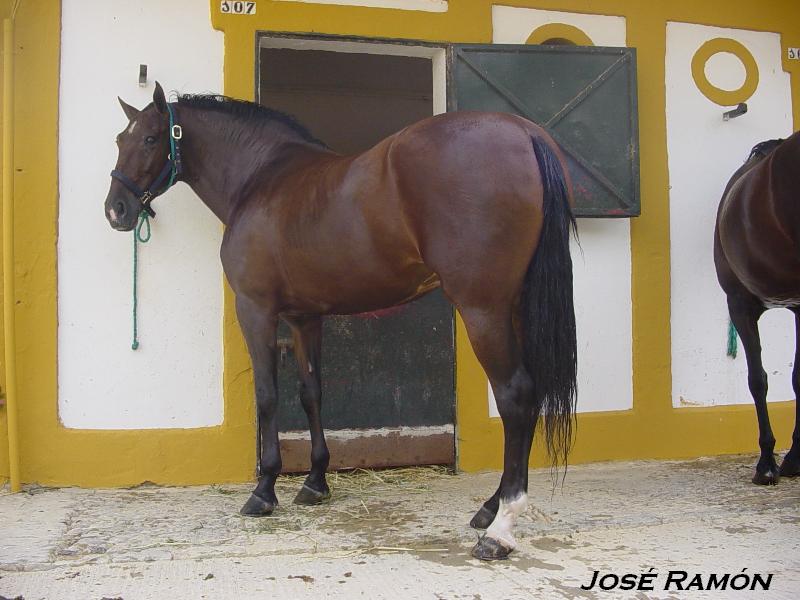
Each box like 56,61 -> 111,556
177,107 -> 320,225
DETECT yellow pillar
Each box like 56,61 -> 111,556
3,16 -> 20,492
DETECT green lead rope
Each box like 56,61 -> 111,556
131,211 -> 152,350
726,319 -> 738,359
130,102 -> 180,351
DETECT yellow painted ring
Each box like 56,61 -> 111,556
690,38 -> 759,106
525,23 -> 594,47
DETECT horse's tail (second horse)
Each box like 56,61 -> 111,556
523,135 -> 578,470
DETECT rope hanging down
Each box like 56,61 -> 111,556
131,211 -> 151,350
127,102 -> 182,351
726,319 -> 738,359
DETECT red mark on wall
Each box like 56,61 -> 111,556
353,305 -> 408,319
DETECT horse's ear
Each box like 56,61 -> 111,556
153,81 -> 168,114
118,97 -> 140,121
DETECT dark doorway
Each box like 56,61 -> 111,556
257,38 -> 455,472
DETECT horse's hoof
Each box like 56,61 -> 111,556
293,483 -> 331,505
471,535 -> 512,561
779,457 -> 800,478
752,470 -> 780,485
469,505 -> 496,530
240,493 -> 277,516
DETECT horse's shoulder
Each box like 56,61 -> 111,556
720,145 -> 774,210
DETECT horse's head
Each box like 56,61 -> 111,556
104,82 -> 173,231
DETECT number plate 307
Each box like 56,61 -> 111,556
221,1 -> 256,15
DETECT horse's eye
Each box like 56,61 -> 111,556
145,136 -> 156,145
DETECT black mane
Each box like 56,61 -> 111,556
176,94 -> 326,146
747,138 -> 783,162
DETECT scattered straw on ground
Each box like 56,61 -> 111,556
273,465 -> 455,501
241,466 -> 459,549
328,465 -> 454,500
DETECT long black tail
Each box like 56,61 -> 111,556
523,135 -> 578,470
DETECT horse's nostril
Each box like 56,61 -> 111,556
116,201 -> 126,216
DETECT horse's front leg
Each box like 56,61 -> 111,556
729,297 -> 778,484
236,296 -> 283,516
780,309 -> 800,477
284,315 -> 331,504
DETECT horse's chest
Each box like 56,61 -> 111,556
719,202 -> 800,304
220,228 -> 283,296
738,270 -> 800,310
762,296 -> 800,309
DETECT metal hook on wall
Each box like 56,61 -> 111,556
723,103 -> 748,121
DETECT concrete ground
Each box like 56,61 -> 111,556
0,455 -> 798,600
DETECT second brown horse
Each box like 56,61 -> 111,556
104,83 -> 578,560
715,130 -> 800,485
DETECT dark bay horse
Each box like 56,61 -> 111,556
714,130 -> 800,485
104,83 -> 577,560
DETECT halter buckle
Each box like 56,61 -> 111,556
171,125 -> 183,140
140,190 -> 157,218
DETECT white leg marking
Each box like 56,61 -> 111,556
486,493 -> 528,549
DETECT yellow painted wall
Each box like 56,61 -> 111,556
0,0 -> 254,487
0,0 -> 8,483
1,0 -> 799,486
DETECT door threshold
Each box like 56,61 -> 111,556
279,425 -> 455,472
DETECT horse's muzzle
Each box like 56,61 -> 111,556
105,196 -> 137,231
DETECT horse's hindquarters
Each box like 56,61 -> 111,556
389,112 -> 547,307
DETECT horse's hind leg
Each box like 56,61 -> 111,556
236,296 -> 283,516
779,309 -> 800,477
457,305 -> 537,560
729,296 -> 778,484
284,315 -> 332,504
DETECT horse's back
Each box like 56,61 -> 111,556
389,111 -> 553,196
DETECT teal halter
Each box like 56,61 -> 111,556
110,102 -> 183,219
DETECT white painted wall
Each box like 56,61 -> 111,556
667,23 -> 794,408
492,5 -> 626,47
58,0 -> 224,429
490,7 -> 633,416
